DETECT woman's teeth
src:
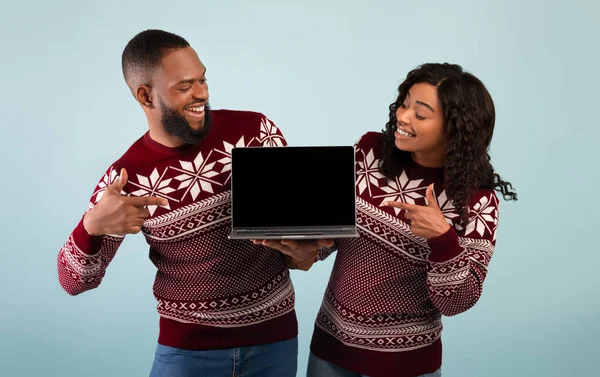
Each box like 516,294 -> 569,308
398,129 -> 415,137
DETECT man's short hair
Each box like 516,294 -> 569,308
121,29 -> 190,89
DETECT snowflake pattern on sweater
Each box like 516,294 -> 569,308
57,110 -> 295,340
314,132 -> 499,356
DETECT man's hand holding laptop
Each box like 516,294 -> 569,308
252,239 -> 334,271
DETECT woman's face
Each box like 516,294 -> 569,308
394,82 -> 447,167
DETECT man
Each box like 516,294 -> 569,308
57,29 -> 327,377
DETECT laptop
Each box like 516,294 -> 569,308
228,146 -> 358,240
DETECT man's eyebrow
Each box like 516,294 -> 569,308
175,68 -> 207,85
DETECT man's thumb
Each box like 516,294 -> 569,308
110,168 -> 128,192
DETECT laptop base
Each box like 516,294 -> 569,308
228,228 -> 358,240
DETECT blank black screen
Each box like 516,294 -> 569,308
231,146 -> 356,228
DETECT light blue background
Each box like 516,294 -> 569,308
1,0 -> 598,376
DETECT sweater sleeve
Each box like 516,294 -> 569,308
425,190 -> 499,316
57,166 -> 126,296
316,240 -> 338,261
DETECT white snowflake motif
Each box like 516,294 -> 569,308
171,150 -> 222,201
356,149 -> 385,196
214,136 -> 248,184
465,195 -> 498,239
436,190 -> 461,227
373,171 -> 425,215
129,168 -> 176,215
92,167 -> 125,204
257,117 -> 285,147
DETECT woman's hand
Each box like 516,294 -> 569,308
382,184 -> 451,239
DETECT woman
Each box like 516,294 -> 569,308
304,63 -> 517,377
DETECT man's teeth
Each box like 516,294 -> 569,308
398,129 -> 415,137
187,106 -> 205,113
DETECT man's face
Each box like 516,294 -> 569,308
158,97 -> 212,145
153,47 -> 211,144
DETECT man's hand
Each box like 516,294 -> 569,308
252,239 -> 334,271
83,168 -> 168,236
382,184 -> 450,239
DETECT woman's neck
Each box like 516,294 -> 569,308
411,151 -> 445,168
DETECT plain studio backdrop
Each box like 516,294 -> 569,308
1,0 -> 598,376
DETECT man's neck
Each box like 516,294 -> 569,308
148,123 -> 185,148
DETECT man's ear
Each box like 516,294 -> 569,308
136,85 -> 154,109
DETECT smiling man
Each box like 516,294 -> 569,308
56,29 -> 321,377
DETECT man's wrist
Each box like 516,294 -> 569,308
82,212 -> 100,236
284,253 -> 316,271
293,249 -> 318,263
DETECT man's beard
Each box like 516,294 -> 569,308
159,99 -> 212,145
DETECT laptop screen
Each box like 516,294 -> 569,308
231,146 -> 356,228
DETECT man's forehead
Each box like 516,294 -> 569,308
158,47 -> 206,80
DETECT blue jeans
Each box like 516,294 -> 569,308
149,337 -> 298,377
307,352 -> 442,377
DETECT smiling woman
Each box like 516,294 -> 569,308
393,82 -> 447,168
381,63 -> 517,225
300,63 -> 519,377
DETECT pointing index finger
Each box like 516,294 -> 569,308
126,196 -> 168,207
381,201 -> 418,211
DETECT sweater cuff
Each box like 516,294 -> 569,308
427,227 -> 464,263
72,217 -> 103,256
316,240 -> 338,261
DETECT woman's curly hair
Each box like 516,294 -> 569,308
380,63 -> 517,226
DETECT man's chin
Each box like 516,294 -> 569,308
184,112 -> 206,128
180,125 -> 211,144
189,120 -> 206,130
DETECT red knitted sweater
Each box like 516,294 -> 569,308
311,131 -> 500,377
57,110 -> 298,350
